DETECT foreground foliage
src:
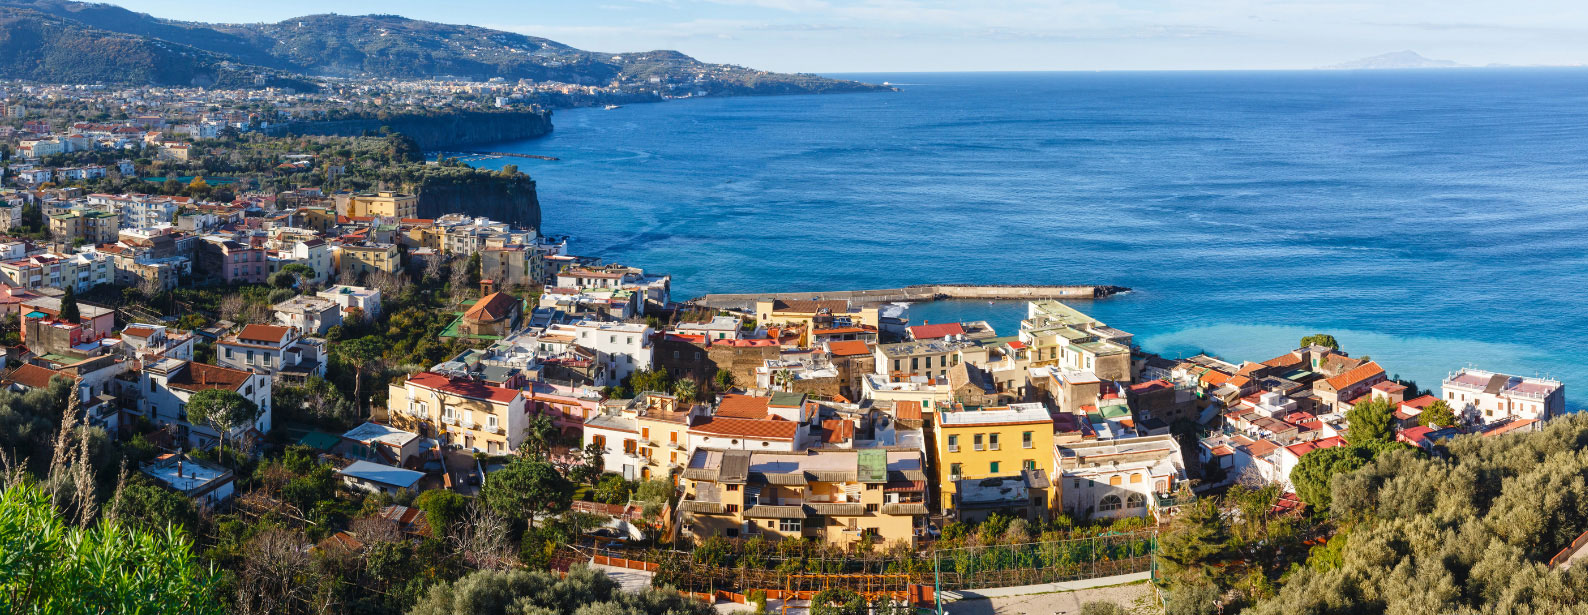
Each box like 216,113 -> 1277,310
0,483 -> 226,614
408,565 -> 713,615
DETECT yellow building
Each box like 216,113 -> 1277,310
678,448 -> 929,548
755,300 -> 879,329
932,402 -> 1057,518
338,191 -> 419,219
387,371 -> 526,455
336,242 -> 402,276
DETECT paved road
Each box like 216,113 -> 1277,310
945,582 -> 1157,615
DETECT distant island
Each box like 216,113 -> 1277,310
1322,50 -> 1464,70
0,0 -> 889,96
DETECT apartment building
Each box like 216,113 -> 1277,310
582,392 -> 701,480
336,242 -> 401,276
1442,367 -> 1565,425
272,295 -> 343,335
932,403 -> 1057,517
318,285 -> 382,321
1019,300 -> 1133,382
387,371 -> 527,454
550,320 -> 654,386
48,210 -> 119,246
874,338 -> 972,383
336,191 -> 418,219
1054,435 -> 1186,520
198,236 -> 267,284
132,359 -> 273,450
216,324 -> 327,384
677,448 -> 929,547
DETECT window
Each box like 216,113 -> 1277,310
1023,460 -> 1036,471
1073,479 -> 1081,489
779,519 -> 801,532
866,484 -> 880,491
488,415 -> 499,430
642,427 -> 649,440
973,434 -> 984,451
947,435 -> 959,452
865,504 -> 879,513
1109,475 -> 1123,486
990,461 -> 1000,474
950,463 -> 961,480
1130,473 -> 1142,484
592,435 -> 606,449
727,484 -> 739,492
624,440 -> 637,454
726,528 -> 739,537
224,348 -> 233,358
725,504 -> 739,513
262,354 -> 271,366
670,431 -> 678,443
911,357 -> 918,370
1099,495 -> 1122,511
1022,431 -> 1033,449
989,433 -> 1000,450
1126,493 -> 1146,509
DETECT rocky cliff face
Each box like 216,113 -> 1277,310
278,110 -> 554,151
411,169 -> 541,230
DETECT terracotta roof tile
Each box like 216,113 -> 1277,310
893,400 -> 922,421
464,292 -> 519,322
826,340 -> 872,357
235,324 -> 290,344
1324,361 -> 1385,392
716,394 -> 771,419
406,371 -> 521,404
8,364 -> 65,389
690,417 -> 798,440
167,362 -> 252,393
908,322 -> 965,340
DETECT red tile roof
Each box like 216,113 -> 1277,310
1323,361 -> 1384,392
716,394 -> 771,419
8,364 -> 65,389
1284,436 -> 1346,458
1400,395 -> 1439,411
167,362 -> 252,394
690,417 -> 798,440
235,324 -> 290,344
121,326 -> 157,338
821,419 -> 854,444
464,292 -> 519,323
1261,353 -> 1304,368
827,340 -> 872,357
406,371 -> 521,404
894,400 -> 923,421
1244,439 -> 1281,458
1201,370 -> 1231,387
908,322 -> 965,340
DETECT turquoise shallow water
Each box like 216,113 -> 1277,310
459,70 -> 1588,406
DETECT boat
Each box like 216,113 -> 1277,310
604,104 -> 622,110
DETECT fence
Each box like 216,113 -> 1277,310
932,531 -> 1156,590
564,529 -> 1157,598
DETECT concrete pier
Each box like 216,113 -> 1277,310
689,284 -> 1129,311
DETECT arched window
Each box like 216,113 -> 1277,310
1099,495 -> 1122,511
1127,493 -> 1146,509
1109,475 -> 1122,486
1130,473 -> 1143,484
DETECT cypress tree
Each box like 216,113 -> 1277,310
59,286 -> 80,323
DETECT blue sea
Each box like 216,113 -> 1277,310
459,70 -> 1588,406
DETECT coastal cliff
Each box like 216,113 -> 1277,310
408,166 -> 541,230
276,110 -> 554,151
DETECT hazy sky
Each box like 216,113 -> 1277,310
114,1 -> 1587,72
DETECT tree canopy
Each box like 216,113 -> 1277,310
1344,398 -> 1396,445
1298,334 -> 1340,351
58,285 -> 81,323
481,458 -> 573,527
1418,399 -> 1457,428
0,483 -> 225,613
407,566 -> 712,615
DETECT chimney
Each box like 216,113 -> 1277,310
481,279 -> 495,296
176,452 -> 184,479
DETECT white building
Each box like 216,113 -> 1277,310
136,359 -> 272,450
318,285 -> 382,321
1441,367 -> 1565,425
140,453 -> 234,510
216,324 -> 327,384
273,295 -> 343,336
551,320 -> 654,386
1054,434 -> 1185,520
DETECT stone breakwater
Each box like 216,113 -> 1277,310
690,284 -> 1129,311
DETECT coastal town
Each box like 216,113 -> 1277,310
0,74 -> 1583,615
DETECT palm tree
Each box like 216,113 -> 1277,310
672,378 -> 698,403
520,413 -> 558,460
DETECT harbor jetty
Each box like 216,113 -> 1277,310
690,284 -> 1128,311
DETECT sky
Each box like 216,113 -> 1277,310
113,1 -> 1588,72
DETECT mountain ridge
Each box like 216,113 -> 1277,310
1322,50 -> 1464,70
0,0 -> 886,93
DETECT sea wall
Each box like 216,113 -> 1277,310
691,284 -> 1128,311
273,110 -> 554,151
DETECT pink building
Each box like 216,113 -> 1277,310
199,236 -> 268,284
